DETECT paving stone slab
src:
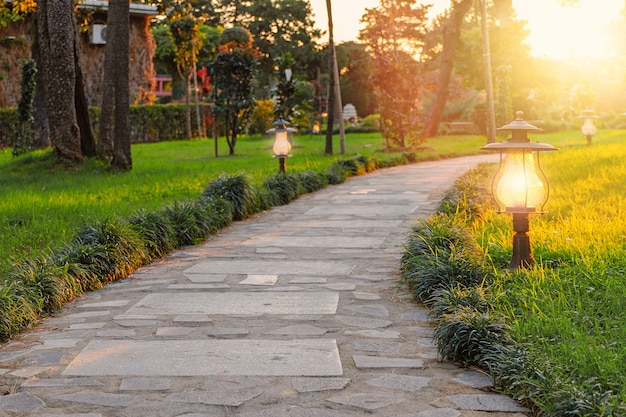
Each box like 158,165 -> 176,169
353,340 -> 401,353
454,370 -> 493,389
447,394 -> 531,412
265,325 -> 328,336
326,392 -> 405,411
335,315 -> 392,329
184,259 -> 356,276
183,273 -> 228,283
243,236 -> 385,248
366,374 -> 431,392
343,329 -> 400,339
63,339 -> 342,376
21,378 -> 104,388
344,304 -> 389,318
0,392 -> 45,413
399,409 -> 461,417
353,355 -> 424,369
291,377 -> 350,392
239,274 -> 279,285
166,388 -> 263,407
121,292 -> 339,316
236,406 -> 358,417
119,377 -> 171,391
306,204 -> 417,216
54,391 -> 139,407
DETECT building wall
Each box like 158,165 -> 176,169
0,14 -> 156,108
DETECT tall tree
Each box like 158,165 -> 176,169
208,27 -> 257,156
422,0 -> 473,138
37,0 -> 82,164
109,0 -> 131,170
359,0 -> 430,149
215,0 -> 322,92
99,0 -> 131,170
324,0 -> 335,155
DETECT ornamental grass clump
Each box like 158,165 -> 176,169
294,171 -> 327,193
400,213 -> 491,304
263,173 -> 300,206
127,209 -> 178,259
201,173 -> 259,221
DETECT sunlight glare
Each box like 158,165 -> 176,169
513,0 -> 624,60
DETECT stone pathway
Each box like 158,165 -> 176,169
0,155 -> 531,417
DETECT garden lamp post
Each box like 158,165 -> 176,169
578,108 -> 598,145
267,119 -> 295,173
481,111 -> 558,270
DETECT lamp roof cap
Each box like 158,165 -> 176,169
497,111 -> 543,133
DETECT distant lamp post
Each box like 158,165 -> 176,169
267,119 -> 295,173
481,111 -> 558,270
578,108 -> 598,145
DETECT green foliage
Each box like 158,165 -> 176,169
164,201 -> 206,247
434,307 -> 510,367
263,173 -> 299,206
128,209 -> 178,258
218,27 -> 252,47
401,137 -> 626,413
294,171 -> 327,193
201,173 -> 259,221
209,40 -> 257,155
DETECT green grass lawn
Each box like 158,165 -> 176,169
476,130 -> 626,412
2,128 -> 625,413
0,132 -> 486,277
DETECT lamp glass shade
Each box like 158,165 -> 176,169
272,131 -> 291,156
581,118 -> 596,136
494,149 -> 547,211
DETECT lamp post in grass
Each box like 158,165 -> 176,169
578,108 -> 598,145
267,119 -> 295,173
481,111 -> 558,270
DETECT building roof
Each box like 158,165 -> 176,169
77,0 -> 159,17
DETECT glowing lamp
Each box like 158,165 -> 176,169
481,111 -> 558,269
578,108 -> 598,145
266,119 -> 295,173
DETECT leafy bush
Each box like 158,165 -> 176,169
201,173 -> 259,221
325,164 -> 348,185
164,201 -> 205,247
434,307 -> 510,367
295,171 -> 328,193
128,209 -> 177,259
263,173 -> 300,206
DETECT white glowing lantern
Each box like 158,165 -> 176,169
578,108 -> 598,145
481,111 -> 558,270
266,119 -> 296,172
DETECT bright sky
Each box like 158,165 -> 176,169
308,0 -> 625,60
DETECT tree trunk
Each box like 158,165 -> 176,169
37,0 -> 83,164
99,7 -> 117,162
324,0 -> 334,155
110,0 -> 132,171
422,0 -> 473,138
74,43 -> 96,157
30,18 -> 50,149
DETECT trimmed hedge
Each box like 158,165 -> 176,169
0,104 -> 209,148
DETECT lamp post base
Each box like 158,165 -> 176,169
510,212 -> 534,270
278,156 -> 286,173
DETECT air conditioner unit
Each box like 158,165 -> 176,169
90,24 -> 107,45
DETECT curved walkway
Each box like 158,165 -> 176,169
0,154 -> 531,417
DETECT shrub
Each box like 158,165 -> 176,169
201,173 -> 259,221
195,195 -> 234,233
164,201 -> 204,247
325,164 -> 348,185
263,173 -> 300,206
433,306 -> 510,367
128,209 -> 177,258
0,278 -> 42,340
57,219 -> 146,284
295,171 -> 328,193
